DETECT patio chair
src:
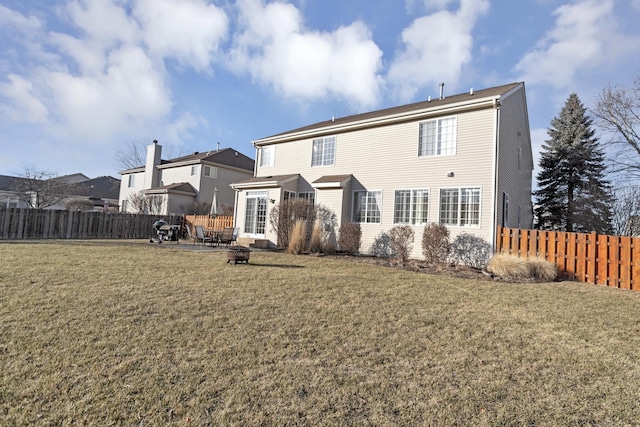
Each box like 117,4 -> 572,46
218,227 -> 238,246
194,225 -> 214,246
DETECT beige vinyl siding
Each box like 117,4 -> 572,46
496,87 -> 533,230
256,106 -> 498,257
316,188 -> 348,225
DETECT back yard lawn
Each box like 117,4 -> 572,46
1,241 -> 640,425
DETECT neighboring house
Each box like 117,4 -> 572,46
0,173 -> 120,211
0,175 -> 29,208
118,141 -> 255,215
232,82 -> 534,257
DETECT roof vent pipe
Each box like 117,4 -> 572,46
470,88 -> 474,95
428,96 -> 431,102
217,142 -> 220,151
439,82 -> 445,100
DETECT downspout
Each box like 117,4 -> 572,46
490,98 -> 501,251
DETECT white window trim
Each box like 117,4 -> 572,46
352,190 -> 383,224
439,187 -> 482,228
312,136 -> 336,167
418,115 -> 457,157
244,191 -> 268,237
283,190 -> 295,201
127,174 -> 135,188
191,165 -> 199,176
393,188 -> 429,225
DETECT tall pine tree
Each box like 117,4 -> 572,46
534,93 -> 613,233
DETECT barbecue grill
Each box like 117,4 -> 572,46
150,220 -> 181,244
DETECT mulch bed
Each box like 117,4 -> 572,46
326,254 -> 541,283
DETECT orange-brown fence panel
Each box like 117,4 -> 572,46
183,215 -> 233,234
496,226 -> 639,292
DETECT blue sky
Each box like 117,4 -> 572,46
1,0 -> 639,180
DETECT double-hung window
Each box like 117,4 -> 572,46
439,187 -> 481,227
418,116 -> 457,156
191,165 -> 199,176
312,136 -> 336,167
353,190 -> 382,223
128,174 -> 135,188
283,190 -> 295,201
394,189 -> 429,224
260,146 -> 274,167
203,165 -> 217,178
244,191 -> 267,235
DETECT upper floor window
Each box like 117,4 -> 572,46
394,189 -> 429,225
128,174 -> 135,188
439,187 -> 481,227
260,146 -> 275,167
203,165 -> 217,178
419,116 -> 457,157
312,136 -> 336,167
353,190 -> 382,223
191,165 -> 199,176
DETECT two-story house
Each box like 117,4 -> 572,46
119,141 -> 255,215
231,82 -> 533,257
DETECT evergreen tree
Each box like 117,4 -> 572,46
534,93 -> 613,233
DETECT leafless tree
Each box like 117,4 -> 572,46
126,191 -> 165,214
12,167 -> 75,209
114,139 -> 186,171
65,199 -> 95,211
611,185 -> 640,236
592,74 -> 640,181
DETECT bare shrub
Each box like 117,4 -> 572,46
370,231 -> 394,258
309,220 -> 323,254
450,233 -> 492,269
338,222 -> 361,255
269,199 -> 315,248
316,204 -> 338,253
389,225 -> 415,263
287,219 -> 307,254
422,223 -> 450,264
527,257 -> 558,281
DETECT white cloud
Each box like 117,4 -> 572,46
0,4 -> 43,33
515,0 -> 636,88
63,0 -> 140,47
387,0 -> 490,101
133,0 -> 228,72
229,0 -> 383,107
46,45 -> 172,141
0,74 -> 48,123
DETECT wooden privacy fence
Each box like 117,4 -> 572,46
496,226 -> 640,292
184,215 -> 233,233
0,208 -> 182,240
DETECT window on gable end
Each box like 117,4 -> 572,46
418,116 -> 457,157
312,136 -> 336,167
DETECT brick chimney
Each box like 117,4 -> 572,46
144,140 -> 162,189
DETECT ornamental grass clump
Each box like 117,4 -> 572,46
309,220 -> 323,254
287,219 -> 307,254
487,254 -> 557,281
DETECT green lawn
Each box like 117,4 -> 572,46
2,240 -> 640,426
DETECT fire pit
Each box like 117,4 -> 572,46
227,246 -> 251,264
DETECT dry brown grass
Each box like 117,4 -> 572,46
2,240 -> 640,425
